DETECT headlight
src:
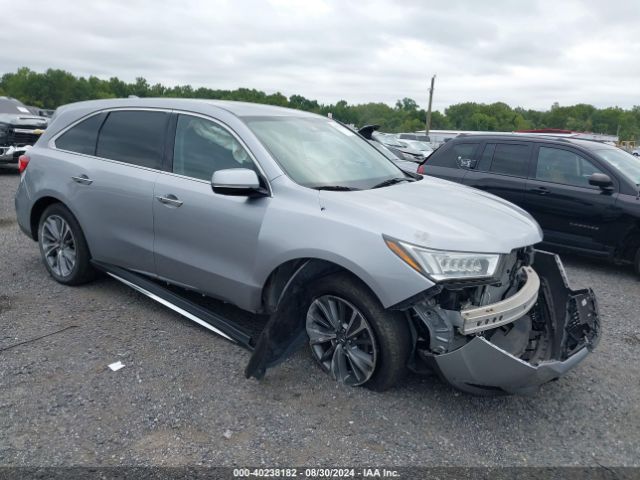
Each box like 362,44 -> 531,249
384,236 -> 501,281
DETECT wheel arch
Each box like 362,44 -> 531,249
29,196 -> 92,258
30,195 -> 65,241
617,221 -> 640,264
260,257 -> 383,314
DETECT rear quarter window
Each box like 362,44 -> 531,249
428,142 -> 479,168
55,113 -> 106,155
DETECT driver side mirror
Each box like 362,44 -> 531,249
456,157 -> 477,170
588,173 -> 613,191
211,168 -> 268,197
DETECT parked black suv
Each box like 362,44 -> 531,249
418,134 -> 640,272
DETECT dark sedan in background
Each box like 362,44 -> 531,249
418,134 -> 640,273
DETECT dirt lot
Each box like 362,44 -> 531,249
0,170 -> 639,467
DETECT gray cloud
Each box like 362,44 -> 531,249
1,0 -> 638,111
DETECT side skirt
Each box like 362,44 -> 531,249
92,261 -> 255,351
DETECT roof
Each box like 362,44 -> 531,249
56,97 -> 317,118
454,133 -> 616,151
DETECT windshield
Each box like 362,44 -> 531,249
594,148 -> 640,185
245,116 -> 406,189
0,98 -> 32,114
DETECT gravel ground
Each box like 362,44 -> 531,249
0,169 -> 639,467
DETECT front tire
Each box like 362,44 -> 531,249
304,273 -> 411,391
38,203 -> 95,285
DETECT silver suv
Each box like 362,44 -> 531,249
14,98 -> 600,394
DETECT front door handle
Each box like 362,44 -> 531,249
533,186 -> 549,195
156,194 -> 183,207
71,175 -> 93,185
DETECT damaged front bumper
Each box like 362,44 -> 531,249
423,250 -> 600,395
0,145 -> 29,166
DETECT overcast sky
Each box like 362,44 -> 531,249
2,0 -> 639,111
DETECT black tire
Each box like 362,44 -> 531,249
635,247 -> 640,276
38,203 -> 96,285
304,272 -> 412,391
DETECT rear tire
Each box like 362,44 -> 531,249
38,203 -> 95,285
304,272 -> 411,391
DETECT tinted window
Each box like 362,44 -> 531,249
55,113 -> 106,155
489,143 -> 529,176
477,143 -> 495,171
428,142 -> 478,168
96,111 -> 167,169
173,115 -> 256,181
535,147 -> 604,188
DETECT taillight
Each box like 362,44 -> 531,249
18,154 -> 30,173
417,164 -> 425,174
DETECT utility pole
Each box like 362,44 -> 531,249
425,75 -> 436,136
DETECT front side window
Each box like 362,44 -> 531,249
244,116 -> 404,189
96,110 -> 168,169
55,113 -> 106,155
535,147 -> 604,188
428,142 -> 479,168
173,115 -> 256,181
489,143 -> 530,177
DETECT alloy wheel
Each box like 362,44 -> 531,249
41,215 -> 77,278
306,295 -> 378,386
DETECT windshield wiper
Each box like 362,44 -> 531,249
371,177 -> 415,189
313,185 -> 360,191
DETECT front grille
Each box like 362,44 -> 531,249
8,129 -> 42,147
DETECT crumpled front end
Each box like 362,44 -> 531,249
412,250 -> 600,395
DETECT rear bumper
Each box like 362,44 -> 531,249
429,251 -> 600,395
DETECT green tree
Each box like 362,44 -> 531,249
2,67 -> 639,141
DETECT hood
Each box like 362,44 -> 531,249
0,113 -> 48,127
318,176 -> 542,254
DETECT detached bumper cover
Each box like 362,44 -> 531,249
431,250 -> 600,394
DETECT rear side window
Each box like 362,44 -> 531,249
489,143 -> 530,177
96,111 -> 168,169
55,113 -> 106,155
428,142 -> 478,168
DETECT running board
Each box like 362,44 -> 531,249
92,261 -> 255,351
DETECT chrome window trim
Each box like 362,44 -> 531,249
49,107 -> 273,196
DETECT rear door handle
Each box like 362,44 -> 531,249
533,186 -> 549,195
156,194 -> 183,207
71,175 -> 93,185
